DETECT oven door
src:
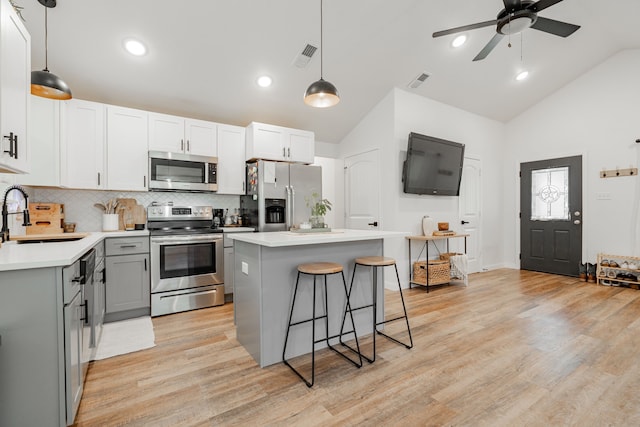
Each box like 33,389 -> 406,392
150,234 -> 224,293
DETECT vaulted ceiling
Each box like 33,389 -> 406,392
17,0 -> 640,143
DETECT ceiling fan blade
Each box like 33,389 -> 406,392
528,0 -> 563,12
433,20 -> 498,38
473,33 -> 504,61
530,16 -> 580,37
503,0 -> 522,12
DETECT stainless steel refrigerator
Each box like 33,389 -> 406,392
240,160 -> 322,232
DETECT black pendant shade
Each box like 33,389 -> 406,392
304,0 -> 339,108
31,0 -> 72,100
304,78 -> 339,108
31,69 -> 71,100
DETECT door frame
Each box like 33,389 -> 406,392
515,152 -> 588,270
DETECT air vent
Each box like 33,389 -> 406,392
408,72 -> 430,89
292,44 -> 318,68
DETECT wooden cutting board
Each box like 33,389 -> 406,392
132,204 -> 146,225
116,198 -> 138,230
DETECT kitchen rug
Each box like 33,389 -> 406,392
93,316 -> 156,360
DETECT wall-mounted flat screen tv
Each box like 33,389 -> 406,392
402,132 -> 465,196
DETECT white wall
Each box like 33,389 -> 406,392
504,49 -> 640,265
339,88 -> 506,287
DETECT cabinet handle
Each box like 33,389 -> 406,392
287,147 -> 290,158
80,301 -> 88,321
181,139 -> 184,151
282,147 -> 285,157
97,172 -> 101,186
3,132 -> 15,158
13,134 -> 18,159
187,140 -> 190,152
119,244 -> 137,248
242,181 -> 245,193
144,258 -> 147,271
102,268 -> 106,284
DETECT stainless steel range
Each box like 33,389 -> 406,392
147,203 -> 224,317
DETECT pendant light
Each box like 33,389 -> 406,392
31,0 -> 72,100
304,0 -> 339,108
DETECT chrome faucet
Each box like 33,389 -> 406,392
1,185 -> 32,243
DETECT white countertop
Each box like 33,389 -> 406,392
226,229 -> 408,247
219,227 -> 255,233
0,230 -> 149,272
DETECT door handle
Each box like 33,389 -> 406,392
461,220 -> 470,225
368,221 -> 378,227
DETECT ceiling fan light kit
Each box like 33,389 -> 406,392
432,0 -> 580,61
304,0 -> 340,108
31,0 -> 72,100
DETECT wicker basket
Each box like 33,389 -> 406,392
413,260 -> 450,285
439,252 -> 462,261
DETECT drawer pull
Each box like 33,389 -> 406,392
119,244 -> 137,249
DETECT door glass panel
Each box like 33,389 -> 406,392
530,166 -> 569,221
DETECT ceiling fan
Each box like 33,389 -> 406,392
433,0 -> 580,61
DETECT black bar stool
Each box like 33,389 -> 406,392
340,256 -> 413,363
282,262 -> 363,387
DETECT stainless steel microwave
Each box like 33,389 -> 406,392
148,151 -> 218,192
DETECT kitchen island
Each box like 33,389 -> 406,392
227,229 -> 407,367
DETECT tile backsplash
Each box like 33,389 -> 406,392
30,188 -> 240,233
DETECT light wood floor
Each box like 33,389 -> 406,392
73,269 -> 640,426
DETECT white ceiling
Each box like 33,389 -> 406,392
16,0 -> 640,143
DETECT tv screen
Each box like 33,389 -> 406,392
402,132 -> 465,196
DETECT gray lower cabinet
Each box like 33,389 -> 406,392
104,236 -> 150,322
0,239 -> 105,427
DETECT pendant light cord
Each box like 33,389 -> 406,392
44,6 -> 49,71
320,0 -> 324,79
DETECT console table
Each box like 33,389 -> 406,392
406,234 -> 469,292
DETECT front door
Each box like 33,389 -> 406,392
520,156 -> 582,276
345,149 -> 380,230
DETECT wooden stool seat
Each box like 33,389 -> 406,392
298,262 -> 343,275
355,256 -> 396,267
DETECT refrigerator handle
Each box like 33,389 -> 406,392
290,186 -> 295,229
285,185 -> 291,229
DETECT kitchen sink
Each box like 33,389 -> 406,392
13,233 -> 90,244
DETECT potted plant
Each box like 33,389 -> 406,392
306,192 -> 332,228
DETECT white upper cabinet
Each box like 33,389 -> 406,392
60,99 -> 105,189
106,106 -> 148,191
149,112 -> 217,157
287,128 -> 315,164
245,122 -> 314,164
185,118 -> 217,157
0,0 -> 30,174
19,96 -> 60,186
217,124 -> 246,195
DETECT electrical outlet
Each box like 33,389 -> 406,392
242,261 -> 249,275
596,192 -> 611,200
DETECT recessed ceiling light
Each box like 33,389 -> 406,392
123,38 -> 147,56
257,75 -> 273,88
516,70 -> 529,81
451,34 -> 467,48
